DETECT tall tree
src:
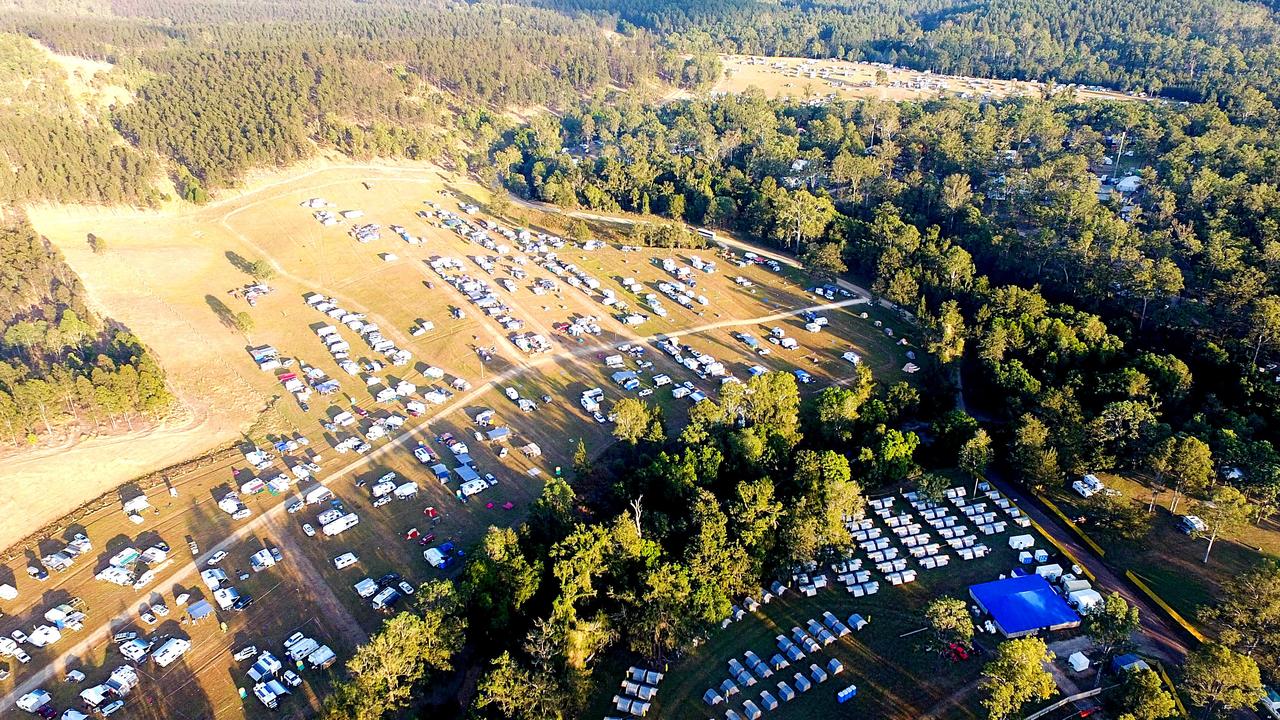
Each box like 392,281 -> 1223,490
1182,644 -> 1262,719
980,637 -> 1056,720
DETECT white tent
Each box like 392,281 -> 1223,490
1067,652 -> 1090,673
1008,534 -> 1035,550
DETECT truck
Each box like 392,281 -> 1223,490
322,513 -> 360,537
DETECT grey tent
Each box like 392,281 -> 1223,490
188,599 -> 214,621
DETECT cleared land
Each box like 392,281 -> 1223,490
4,162 -> 922,717
714,55 -> 1146,103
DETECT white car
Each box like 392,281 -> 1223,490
140,612 -> 157,625
413,446 -> 433,464
11,630 -> 28,644
398,581 -> 415,596
152,603 -> 169,616
232,508 -> 252,520
302,523 -> 316,537
233,645 -> 258,662
207,551 -> 228,566
286,501 -> 304,514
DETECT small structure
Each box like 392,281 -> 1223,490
1067,652 -> 1090,673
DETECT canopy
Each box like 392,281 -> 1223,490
969,574 -> 1080,637
188,599 -> 215,621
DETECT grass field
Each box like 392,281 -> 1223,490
1046,473 -> 1280,628
587,482 -> 1082,720
714,55 -> 1147,104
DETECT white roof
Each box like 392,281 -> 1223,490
1067,652 -> 1090,671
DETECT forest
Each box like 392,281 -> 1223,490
0,217 -> 174,444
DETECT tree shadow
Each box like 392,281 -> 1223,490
206,295 -> 236,330
225,250 -> 255,276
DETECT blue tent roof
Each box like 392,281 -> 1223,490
969,574 -> 1080,637
454,465 -> 480,482
188,599 -> 214,621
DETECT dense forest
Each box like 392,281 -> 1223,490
0,217 -> 174,444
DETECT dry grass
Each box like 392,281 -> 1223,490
714,54 -> 1146,104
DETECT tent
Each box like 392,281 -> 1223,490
1067,652 -> 1090,672
1112,654 -> 1151,674
1008,534 -> 1035,550
188,594 -> 213,617
454,465 -> 480,483
969,574 -> 1081,637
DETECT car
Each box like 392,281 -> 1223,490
65,669 -> 86,683
270,547 -> 283,562
187,538 -> 199,555
100,700 -> 125,716
541,394 -> 553,404
231,508 -> 252,520
378,572 -> 402,586
112,632 -> 137,644
398,581 -> 415,596
26,566 -> 47,581
504,387 -> 519,401
207,551 -> 228,566
353,406 -> 369,417
286,501 -> 304,513
153,540 -> 170,552
484,473 -> 497,487
232,594 -> 255,611
413,445 -> 433,464
233,645 -> 258,662
281,669 -> 303,687
592,412 -> 607,424
140,612 -> 157,625
36,705 -> 59,719
11,630 -> 28,644
1178,514 -> 1208,535
152,603 -> 169,616
373,495 -> 393,508
13,648 -> 31,664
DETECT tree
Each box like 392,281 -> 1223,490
1086,493 -> 1152,541
1199,559 -> 1280,667
572,439 -> 591,480
1131,257 -> 1182,331
1182,643 -> 1262,718
611,398 -> 653,445
248,258 -> 275,281
980,637 -> 1056,720
323,582 -> 466,720
918,472 -> 951,505
1083,592 -> 1140,660
940,173 -> 973,217
1193,486 -> 1253,563
924,596 -> 974,656
926,299 -> 967,364
1010,414 -> 1061,490
1250,296 -> 1280,368
1165,435 -> 1213,514
1119,668 -> 1178,720
474,651 -> 568,720
773,188 -> 835,250
959,429 -> 993,485
232,311 -> 254,335
800,241 -> 846,281
462,526 -> 542,637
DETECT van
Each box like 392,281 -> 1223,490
333,553 -> 359,570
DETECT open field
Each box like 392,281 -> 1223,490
714,55 -> 1147,104
1,161 -> 929,717
1046,472 -> 1280,627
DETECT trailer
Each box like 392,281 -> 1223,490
151,638 -> 192,668
322,513 -> 360,536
